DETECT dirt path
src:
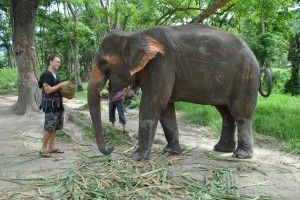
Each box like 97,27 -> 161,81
0,96 -> 299,199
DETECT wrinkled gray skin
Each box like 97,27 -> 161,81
87,24 -> 271,160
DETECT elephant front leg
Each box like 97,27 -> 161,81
214,105 -> 237,152
159,102 -> 182,155
132,118 -> 158,161
233,118 -> 253,159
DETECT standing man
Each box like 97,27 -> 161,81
38,55 -> 69,157
109,86 -> 130,132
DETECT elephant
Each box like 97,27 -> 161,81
87,23 -> 272,161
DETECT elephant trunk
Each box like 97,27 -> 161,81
87,65 -> 114,155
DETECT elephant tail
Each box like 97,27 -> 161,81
259,67 -> 272,97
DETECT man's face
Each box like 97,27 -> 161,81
50,57 -> 60,71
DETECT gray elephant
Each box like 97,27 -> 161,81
87,23 -> 272,161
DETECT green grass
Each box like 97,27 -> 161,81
254,94 -> 300,153
0,68 -> 18,94
74,83 -> 88,100
84,122 -> 134,146
176,102 -> 221,134
176,94 -> 300,154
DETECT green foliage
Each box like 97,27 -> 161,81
231,0 -> 295,68
57,70 -> 69,81
272,67 -> 291,93
0,68 -> 17,94
246,33 -> 289,67
125,93 -> 141,109
290,9 -> 300,33
176,94 -> 300,154
285,32 -> 300,95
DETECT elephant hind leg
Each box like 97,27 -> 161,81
159,102 -> 182,155
214,105 -> 237,152
233,118 -> 253,159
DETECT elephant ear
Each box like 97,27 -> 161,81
122,33 -> 165,76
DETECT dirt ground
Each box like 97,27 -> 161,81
0,95 -> 299,199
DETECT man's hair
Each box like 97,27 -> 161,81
47,54 -> 59,65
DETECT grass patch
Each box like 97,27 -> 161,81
56,130 -> 70,142
74,83 -> 88,101
0,68 -> 18,94
84,122 -> 134,146
176,94 -> 300,154
176,102 -> 221,134
254,94 -> 300,153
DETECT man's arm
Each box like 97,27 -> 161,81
43,81 -> 69,94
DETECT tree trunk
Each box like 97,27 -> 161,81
71,40 -> 83,91
11,0 -> 41,115
67,3 -> 83,91
100,0 -> 111,32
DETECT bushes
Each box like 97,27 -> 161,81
0,68 -> 18,94
272,67 -> 291,93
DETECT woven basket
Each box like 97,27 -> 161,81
61,82 -> 76,99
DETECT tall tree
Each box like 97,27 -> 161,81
11,0 -> 40,114
67,2 -> 83,91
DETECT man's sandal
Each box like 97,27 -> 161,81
39,151 -> 51,157
50,148 -> 64,154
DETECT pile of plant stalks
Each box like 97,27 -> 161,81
0,152 -> 274,199
0,125 -> 274,199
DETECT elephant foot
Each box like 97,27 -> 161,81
162,143 -> 182,155
213,141 -> 236,153
132,147 -> 152,161
233,148 -> 253,159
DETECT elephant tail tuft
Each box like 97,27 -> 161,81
259,67 -> 272,97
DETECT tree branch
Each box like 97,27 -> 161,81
192,0 -> 231,23
155,7 -> 203,25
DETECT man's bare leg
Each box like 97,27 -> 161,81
48,132 -> 56,151
48,132 -> 64,153
41,131 -> 51,157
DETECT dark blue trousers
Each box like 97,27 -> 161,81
109,100 -> 126,125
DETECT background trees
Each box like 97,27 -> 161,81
0,0 -> 299,110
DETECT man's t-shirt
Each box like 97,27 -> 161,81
38,70 -> 63,112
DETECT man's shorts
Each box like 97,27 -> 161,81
44,111 -> 64,132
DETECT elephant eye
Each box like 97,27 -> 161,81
99,58 -> 109,75
99,58 -> 108,66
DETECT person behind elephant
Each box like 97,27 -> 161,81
38,55 -> 69,157
108,86 -> 130,132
